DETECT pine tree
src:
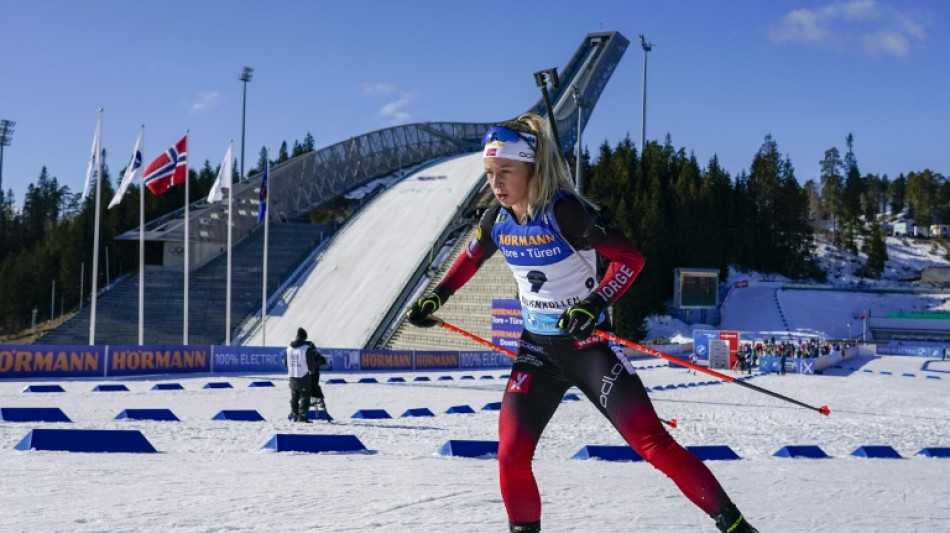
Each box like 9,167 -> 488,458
820,147 -> 844,237
860,220 -> 888,278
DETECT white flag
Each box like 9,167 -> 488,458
207,140 -> 233,204
81,112 -> 103,202
108,126 -> 145,209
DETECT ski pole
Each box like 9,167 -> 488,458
434,317 -> 678,428
595,330 -> 830,417
435,317 -> 517,359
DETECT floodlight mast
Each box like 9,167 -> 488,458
0,119 -> 15,243
239,67 -> 254,181
533,68 -> 563,154
639,34 -> 653,153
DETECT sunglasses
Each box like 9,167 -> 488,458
482,126 -> 537,151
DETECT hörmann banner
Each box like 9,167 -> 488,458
108,345 -> 211,376
0,345 -> 105,379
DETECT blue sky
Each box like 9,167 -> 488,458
1,0 -> 946,207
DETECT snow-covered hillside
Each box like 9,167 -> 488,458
647,236 -> 950,343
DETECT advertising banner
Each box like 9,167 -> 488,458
876,343 -> 945,358
360,350 -> 413,371
108,345 -> 211,376
0,345 -> 105,379
459,350 -> 513,369
692,329 -> 738,368
212,346 -> 286,373
491,299 -> 523,352
414,351 -> 459,370
327,349 -> 361,371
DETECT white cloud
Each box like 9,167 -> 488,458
377,93 -> 415,124
769,7 -> 829,43
190,90 -> 219,113
362,82 -> 397,96
863,31 -> 910,57
768,0 -> 927,57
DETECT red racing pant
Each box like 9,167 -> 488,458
499,331 -> 731,524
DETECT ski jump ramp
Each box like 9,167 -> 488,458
240,31 -> 631,349
243,152 -> 485,349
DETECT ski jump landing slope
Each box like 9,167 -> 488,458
244,152 -> 485,349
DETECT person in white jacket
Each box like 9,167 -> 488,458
285,327 -> 318,423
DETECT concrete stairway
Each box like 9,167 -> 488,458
385,224 -> 518,351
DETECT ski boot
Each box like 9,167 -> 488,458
509,521 -> 540,532
712,503 -> 758,533
314,398 -> 334,422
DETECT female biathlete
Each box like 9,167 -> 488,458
407,113 -> 757,533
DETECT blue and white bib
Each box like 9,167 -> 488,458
491,199 -> 597,335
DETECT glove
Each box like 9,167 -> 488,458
407,293 -> 442,327
557,294 -> 607,340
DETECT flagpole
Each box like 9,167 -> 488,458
225,140 -> 234,345
89,108 -> 103,346
138,125 -> 145,345
183,129 -> 190,345
261,153 -> 270,346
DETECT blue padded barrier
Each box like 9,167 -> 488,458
351,409 -> 391,419
437,439 -> 498,458
325,378 -> 347,384
115,409 -> 179,421
498,374 -> 510,379
480,375 -> 494,380
851,445 -> 902,458
562,393 -> 580,401
572,445 -> 643,462
93,384 -> 130,392
686,445 -> 741,461
902,373 -> 915,377
437,376 -> 454,381
413,376 -> 431,382
249,381 -> 275,387
863,369 -> 873,373
926,375 -> 941,380
387,377 -> 406,383
212,410 -> 265,421
401,408 -> 435,417
203,382 -> 233,389
460,375 -> 475,380
482,402 -> 502,411
0,407 -> 71,423
880,371 -> 892,375
773,445 -> 829,459
358,377 -> 379,383
15,428 -> 157,453
916,447 -> 950,458
151,383 -> 184,391
22,385 -> 65,393
263,434 -> 367,453
445,405 -> 476,414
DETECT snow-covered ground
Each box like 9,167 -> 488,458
4,192 -> 950,531
2,354 -> 948,532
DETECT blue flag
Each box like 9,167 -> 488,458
257,159 -> 268,223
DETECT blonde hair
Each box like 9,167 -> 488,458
498,113 -> 584,220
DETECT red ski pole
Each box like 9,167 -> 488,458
433,317 -> 678,428
595,330 -> 830,416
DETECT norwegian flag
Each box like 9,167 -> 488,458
144,135 -> 188,195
